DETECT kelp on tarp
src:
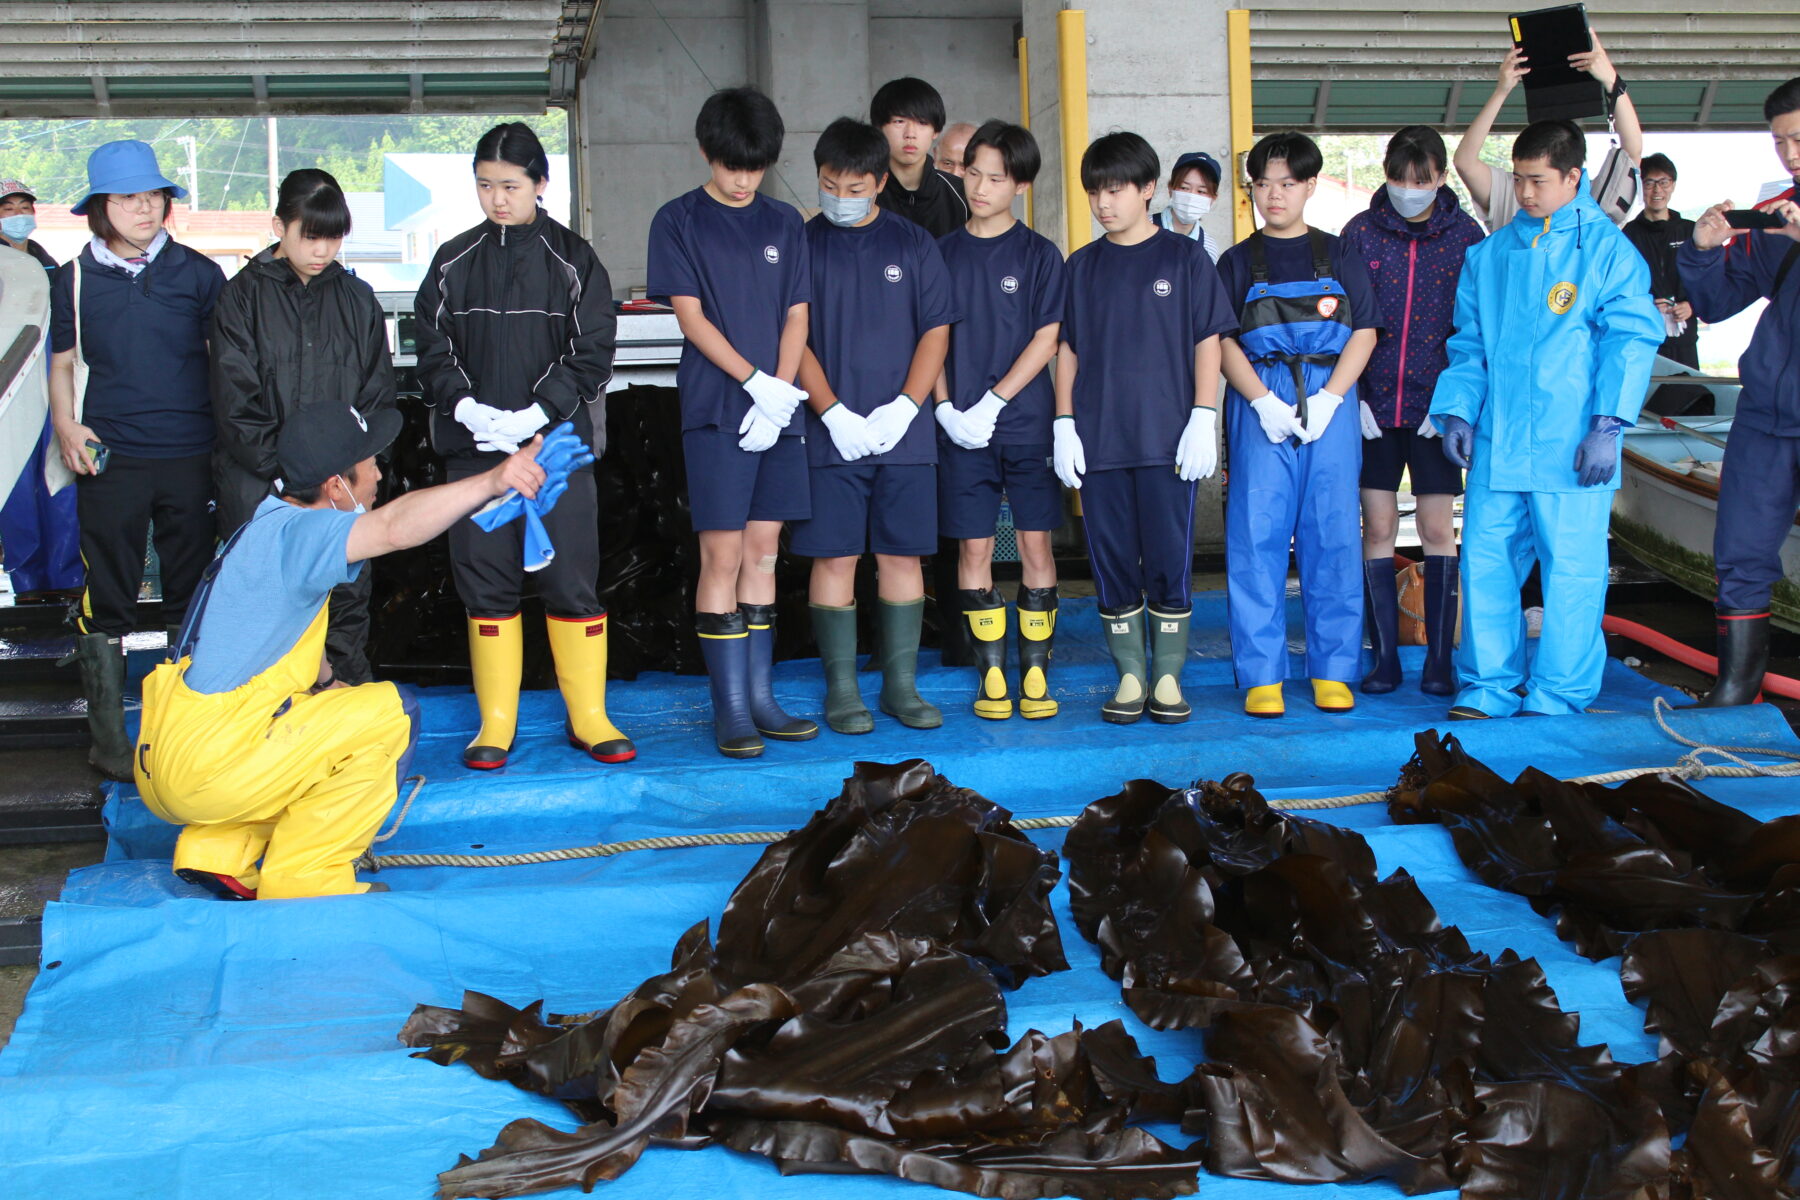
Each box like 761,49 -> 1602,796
1390,731 -> 1800,1199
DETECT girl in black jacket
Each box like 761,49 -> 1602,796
412,122 -> 630,771
209,170 -> 396,684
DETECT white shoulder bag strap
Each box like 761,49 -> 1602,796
44,257 -> 87,496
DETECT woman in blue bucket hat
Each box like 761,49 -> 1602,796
48,139 -> 224,781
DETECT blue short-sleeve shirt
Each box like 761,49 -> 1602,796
1063,228 -> 1237,471
938,221 -> 1066,445
646,188 -> 811,437
803,209 -> 961,467
183,496 -> 361,695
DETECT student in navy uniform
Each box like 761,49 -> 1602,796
1053,132 -> 1236,726
791,118 -> 960,735
646,87 -> 818,760
1217,131 -> 1381,719
933,120 -> 1066,720
871,77 -> 969,239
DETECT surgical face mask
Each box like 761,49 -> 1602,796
818,190 -> 874,228
1386,183 -> 1436,219
333,475 -> 366,516
0,213 -> 35,241
1168,190 -> 1213,225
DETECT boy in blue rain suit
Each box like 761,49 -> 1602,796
647,87 -> 817,760
791,118 -> 959,735
1217,132 -> 1381,719
1054,132 -> 1236,725
1429,119 -> 1662,718
934,120 -> 1067,720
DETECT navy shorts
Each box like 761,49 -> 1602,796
1359,426 -> 1463,496
683,428 -> 811,531
788,461 -> 937,558
937,440 -> 1063,539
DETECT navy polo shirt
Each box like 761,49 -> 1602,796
1216,229 -> 1382,329
803,209 -> 960,468
646,188 -> 811,437
938,221 -> 1065,445
1062,228 -> 1237,471
50,241 -> 223,458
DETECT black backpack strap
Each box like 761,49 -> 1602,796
1773,241 -> 1800,298
1246,230 -> 1269,284
1308,228 -> 1332,280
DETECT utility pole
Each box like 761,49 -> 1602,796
267,116 -> 278,207
177,135 -> 199,210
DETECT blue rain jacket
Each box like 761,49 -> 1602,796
1428,184 -> 1662,493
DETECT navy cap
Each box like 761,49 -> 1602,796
1171,151 -> 1222,186
275,403 -> 402,493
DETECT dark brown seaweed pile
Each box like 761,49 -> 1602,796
1061,771 -> 1671,1199
1390,731 -> 1800,1198
399,760 -> 1198,1200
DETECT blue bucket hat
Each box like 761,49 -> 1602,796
70,140 -> 186,215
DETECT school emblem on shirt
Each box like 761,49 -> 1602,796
763,245 -> 780,264
1152,278 -> 1172,297
1548,281 -> 1578,315
1316,296 -> 1341,318
884,264 -> 904,283
1000,275 -> 1019,294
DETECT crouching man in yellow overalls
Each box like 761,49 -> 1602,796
135,403 -> 548,900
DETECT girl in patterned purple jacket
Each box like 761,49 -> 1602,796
1339,126 -> 1484,697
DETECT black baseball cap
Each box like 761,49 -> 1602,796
275,403 -> 402,493
1171,150 -> 1222,188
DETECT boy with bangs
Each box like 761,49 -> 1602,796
933,120 -> 1066,720
1054,131 -> 1236,726
647,87 -> 817,759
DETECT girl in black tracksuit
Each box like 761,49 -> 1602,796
411,122 -> 628,772
209,170 -> 396,685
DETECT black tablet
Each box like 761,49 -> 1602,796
1510,4 -> 1607,122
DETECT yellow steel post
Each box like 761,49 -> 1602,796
1019,35 -> 1034,230
1057,9 -> 1090,252
1228,8 -> 1254,242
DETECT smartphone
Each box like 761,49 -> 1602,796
1725,209 -> 1787,230
84,438 -> 109,474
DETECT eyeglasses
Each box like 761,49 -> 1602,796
106,193 -> 161,212
1642,178 -> 1675,191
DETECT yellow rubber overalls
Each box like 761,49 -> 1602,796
135,598 -> 416,899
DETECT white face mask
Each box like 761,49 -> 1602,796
1168,191 -> 1213,225
333,475 -> 366,516
1386,183 -> 1436,219
818,191 -> 874,228
0,213 -> 35,241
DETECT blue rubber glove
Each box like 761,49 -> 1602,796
470,491 -> 525,533
1574,415 -> 1628,487
1439,415 -> 1474,468
522,503 -> 555,573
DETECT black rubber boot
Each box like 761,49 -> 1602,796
878,598 -> 942,729
740,604 -> 818,740
1015,585 -> 1059,719
810,603 -> 873,734
1146,607 -> 1192,723
1100,604 -> 1148,724
1699,607 -> 1770,708
962,587 -> 1012,719
1360,558 -> 1402,694
1420,555 -> 1459,697
697,612 -> 764,759
72,632 -> 132,782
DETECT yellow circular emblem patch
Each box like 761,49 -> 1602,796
1548,281 -> 1578,315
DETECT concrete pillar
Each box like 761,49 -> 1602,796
752,0 -> 872,216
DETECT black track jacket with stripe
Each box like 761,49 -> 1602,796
413,208 -> 616,457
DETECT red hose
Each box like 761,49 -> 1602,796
1601,615 -> 1800,702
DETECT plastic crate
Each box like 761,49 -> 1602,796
994,499 -> 1020,564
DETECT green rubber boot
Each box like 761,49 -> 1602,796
1100,604 -> 1149,724
877,597 -> 942,729
1147,606 -> 1192,724
810,602 -> 873,735
72,632 -> 133,781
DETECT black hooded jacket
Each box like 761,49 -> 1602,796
412,209 -> 616,459
209,249 -> 396,531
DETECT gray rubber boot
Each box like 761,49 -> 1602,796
1100,604 -> 1148,725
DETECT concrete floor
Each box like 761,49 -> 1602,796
0,840 -> 103,1051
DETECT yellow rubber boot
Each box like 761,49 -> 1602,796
963,588 -> 1012,719
1015,586 -> 1059,719
548,613 -> 636,763
1312,679 -> 1355,713
1245,683 -> 1285,718
465,614 -> 522,769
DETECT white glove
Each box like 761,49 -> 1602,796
1417,414 -> 1440,439
742,369 -> 806,427
1300,389 -> 1344,443
455,396 -> 508,436
959,389 -> 1007,446
737,407 -> 781,453
1052,417 -> 1085,489
1174,406 -> 1219,482
485,403 -> 550,451
935,402 -> 985,451
863,395 -> 920,455
1248,393 -> 1305,443
1359,399 -> 1383,440
820,403 -> 874,462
